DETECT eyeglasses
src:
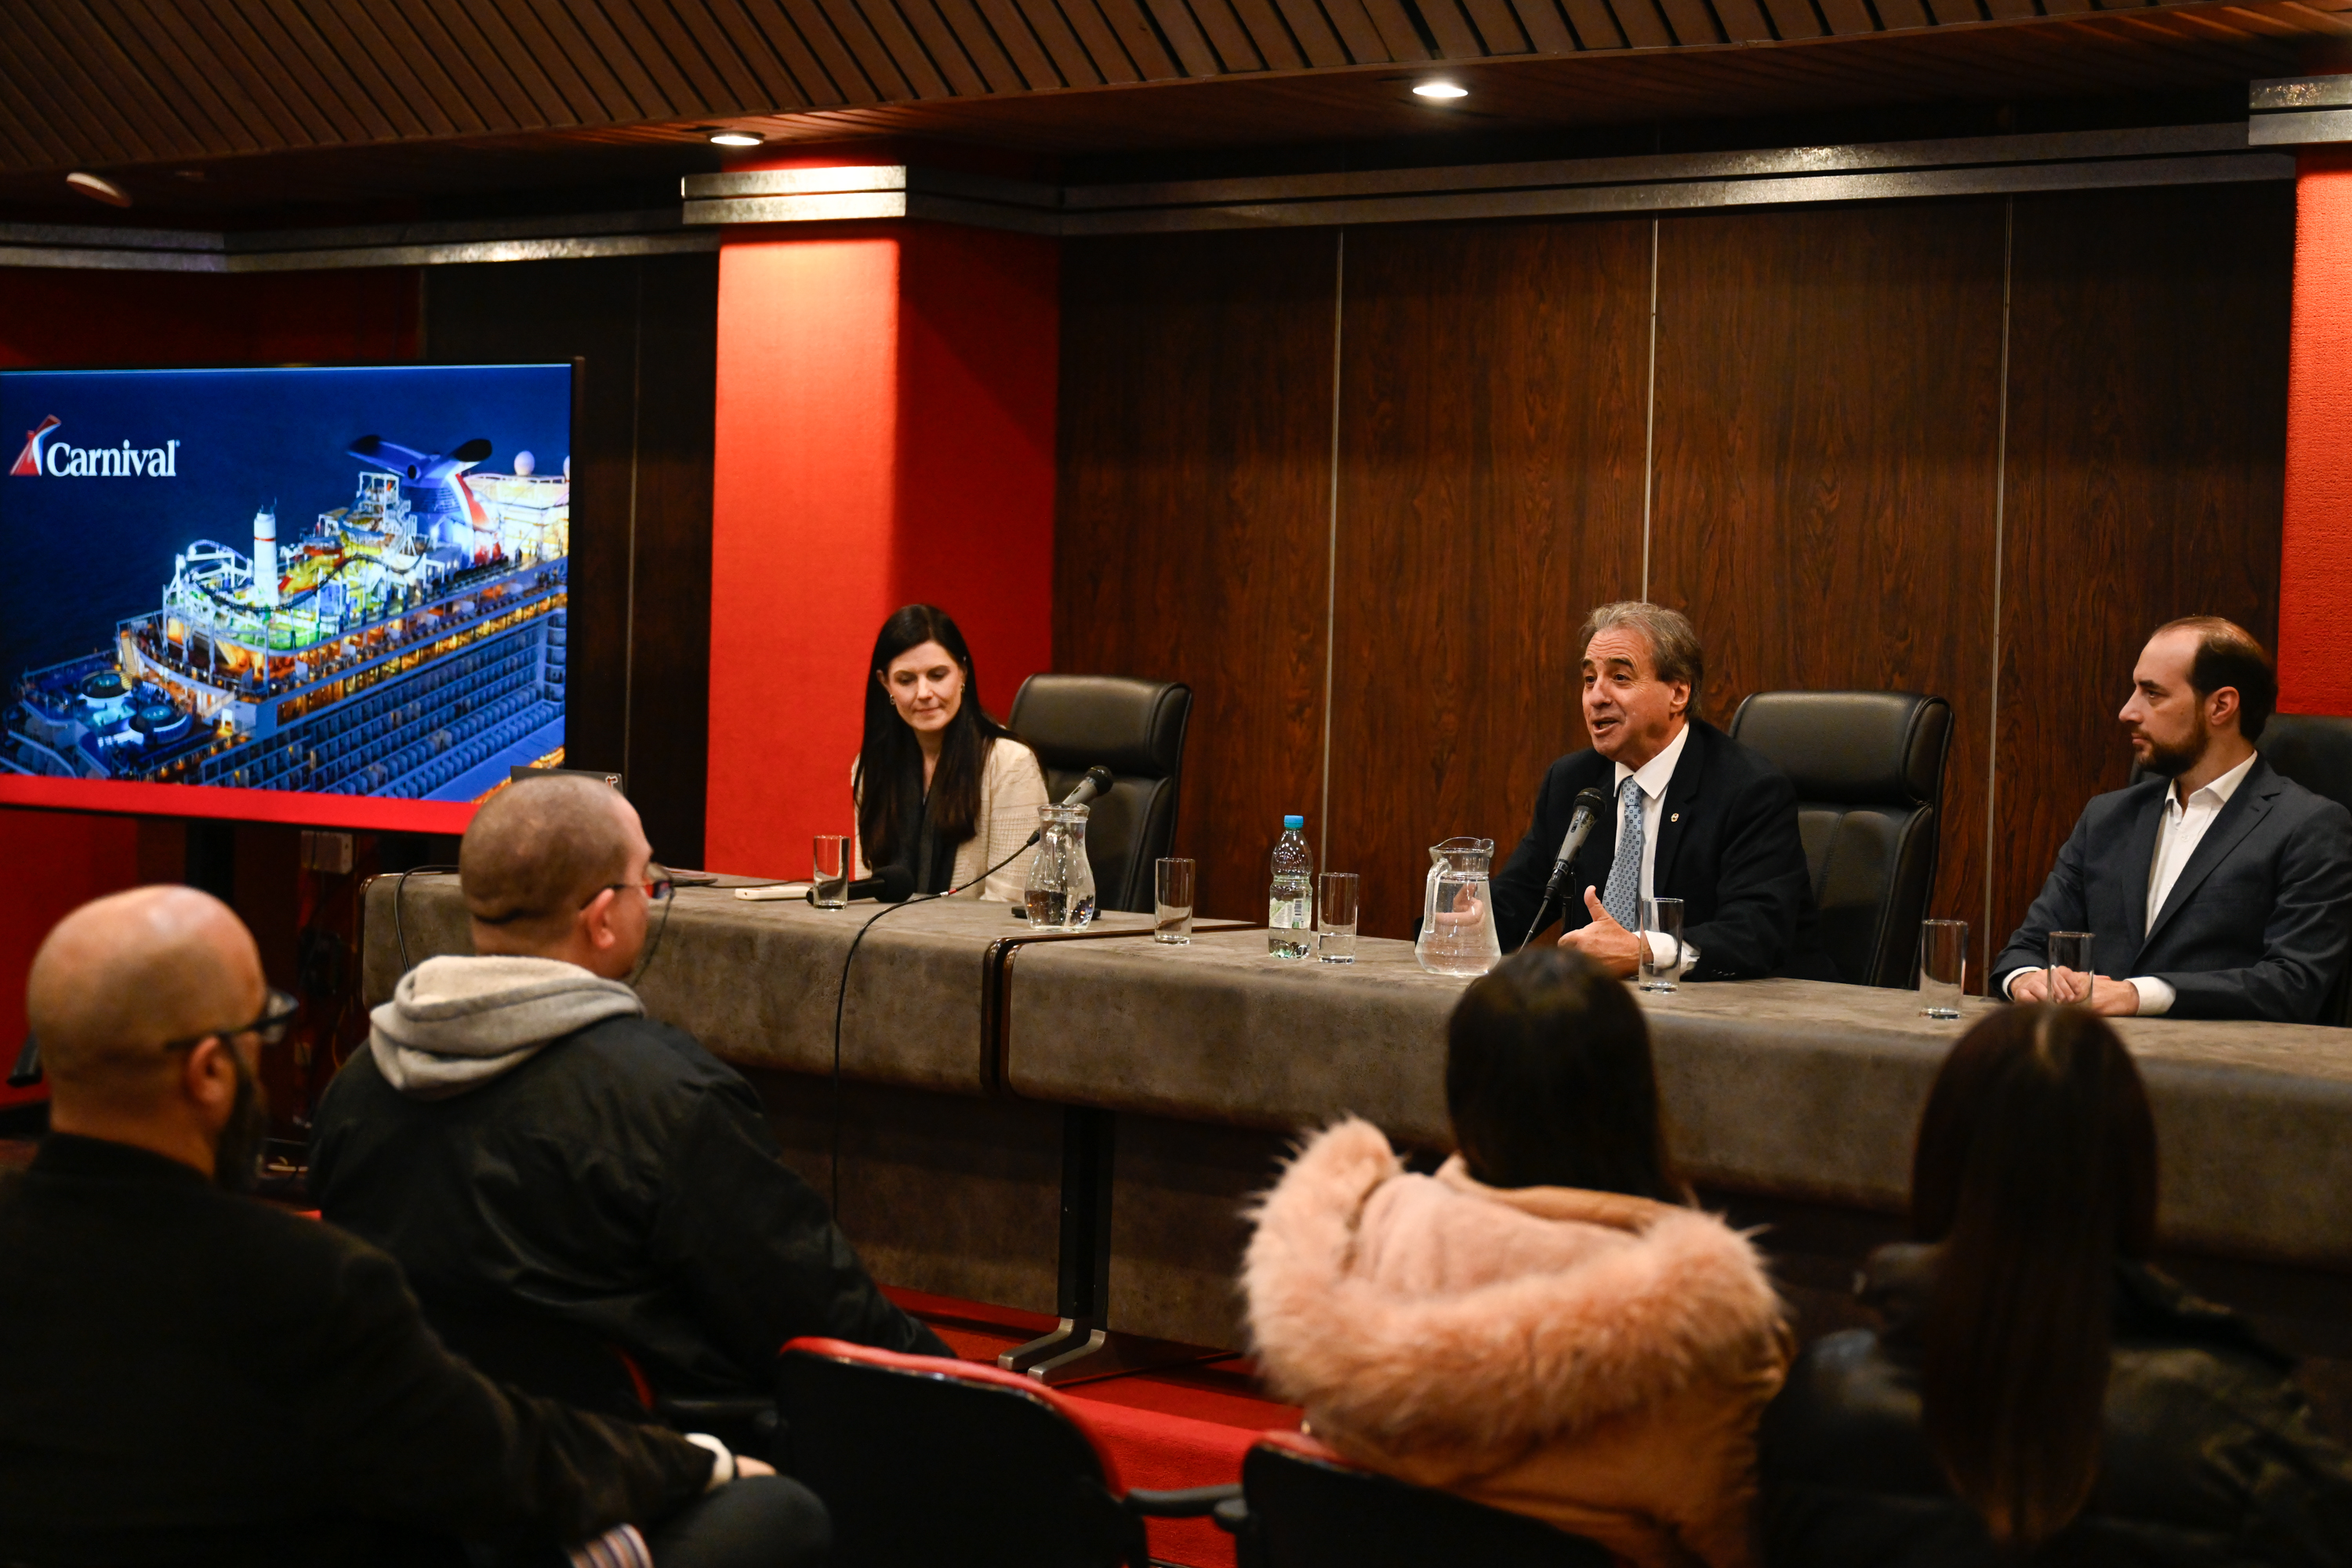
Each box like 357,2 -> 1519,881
475,865 -> 674,926
164,988 -> 301,1053
593,864 -> 673,906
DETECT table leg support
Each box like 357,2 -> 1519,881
997,1104 -> 1215,1385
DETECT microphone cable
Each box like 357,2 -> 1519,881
392,864 -> 462,973
826,830 -> 1042,1211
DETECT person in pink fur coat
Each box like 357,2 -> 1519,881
1242,946 -> 1791,1568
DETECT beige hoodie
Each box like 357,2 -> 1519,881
1243,1118 -> 1791,1568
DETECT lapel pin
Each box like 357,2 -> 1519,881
1670,813 -> 1680,823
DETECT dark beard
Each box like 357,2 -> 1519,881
2139,719 -> 2208,780
212,1054 -> 268,1195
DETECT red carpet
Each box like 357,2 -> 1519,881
884,1287 -> 1302,1568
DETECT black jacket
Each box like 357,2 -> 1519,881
1760,1243 -> 2352,1567
1492,718 -> 1836,981
311,1011 -> 947,1410
1993,757 -> 2352,1022
0,1134 -> 711,1568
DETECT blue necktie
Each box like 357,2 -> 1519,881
1603,777 -> 1644,931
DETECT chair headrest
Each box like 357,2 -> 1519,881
1009,674 -> 1191,779
2260,713 -> 2352,818
1729,691 -> 1950,806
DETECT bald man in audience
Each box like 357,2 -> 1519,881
0,886 -> 818,1568
311,774 -> 946,1446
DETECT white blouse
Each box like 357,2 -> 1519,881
850,736 -> 1048,903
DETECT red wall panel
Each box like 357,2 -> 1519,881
0,810 -> 142,1107
705,222 -> 1057,880
0,267 -> 419,369
2281,147 -> 2352,717
895,223 -> 1058,715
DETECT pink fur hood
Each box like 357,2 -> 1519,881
1243,1117 -> 1787,1469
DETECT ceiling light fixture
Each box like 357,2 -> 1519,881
710,131 -> 765,147
1412,81 -> 1468,100
65,170 -> 131,206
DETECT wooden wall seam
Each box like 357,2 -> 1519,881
1318,228 -> 1345,861
1980,194 -> 2013,970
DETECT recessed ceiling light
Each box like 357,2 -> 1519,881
1413,81 -> 1468,100
710,131 -> 764,147
65,170 -> 131,206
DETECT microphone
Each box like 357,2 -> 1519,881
1059,765 -> 1116,809
810,862 -> 916,906
1526,787 -> 1612,949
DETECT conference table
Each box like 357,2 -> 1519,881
360,874 -> 2352,1375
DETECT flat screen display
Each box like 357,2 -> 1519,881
0,363 -> 574,831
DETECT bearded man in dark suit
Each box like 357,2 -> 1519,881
1490,601 -> 1835,982
1994,617 -> 2352,1023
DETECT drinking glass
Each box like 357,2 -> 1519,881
1316,873 -> 1359,964
1639,897 -> 1684,994
812,834 -> 850,909
2047,931 -> 2095,1006
1918,919 -> 1967,1019
1155,858 -> 1196,945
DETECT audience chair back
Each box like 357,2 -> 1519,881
776,1338 -> 1143,1568
1230,1432 -> 1611,1568
1726,691 -> 1954,987
2256,713 -> 2352,1025
1009,675 -> 1192,914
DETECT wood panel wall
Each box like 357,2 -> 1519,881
1055,183 -> 2296,964
1058,230 -> 1338,928
424,252 -> 721,869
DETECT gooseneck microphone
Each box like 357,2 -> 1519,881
810,862 -> 916,906
1525,786 -> 1612,951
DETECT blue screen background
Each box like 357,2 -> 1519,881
0,364 -> 572,685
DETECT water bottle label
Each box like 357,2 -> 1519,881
1269,898 -> 1310,929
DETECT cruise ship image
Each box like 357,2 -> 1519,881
3,434 -> 570,803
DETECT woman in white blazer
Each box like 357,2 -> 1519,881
851,604 -> 1047,903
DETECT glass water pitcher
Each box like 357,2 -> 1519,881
1414,837 -> 1501,977
1025,803 -> 1098,931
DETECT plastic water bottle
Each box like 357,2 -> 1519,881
1268,815 -> 1314,959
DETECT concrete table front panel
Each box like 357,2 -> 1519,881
1003,934 -> 2352,1271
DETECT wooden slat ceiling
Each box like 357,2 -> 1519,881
0,0 -> 2337,187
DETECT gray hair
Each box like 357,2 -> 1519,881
1579,601 -> 1705,716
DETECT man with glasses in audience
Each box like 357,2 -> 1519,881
1,885 -> 808,1566
311,772 -> 945,1455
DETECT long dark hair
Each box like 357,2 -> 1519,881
1911,1005 -> 2158,1550
855,605 -> 1016,870
1443,946 -> 1683,1203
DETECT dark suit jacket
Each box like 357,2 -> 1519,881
1992,757 -> 2352,1023
0,1134 -> 711,1568
1493,718 -> 1835,982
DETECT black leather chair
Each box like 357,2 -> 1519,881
1226,1432 -> 1611,1567
1726,691 -> 1954,988
2257,713 -> 2352,1026
1008,675 -> 1192,915
775,1337 -> 1233,1568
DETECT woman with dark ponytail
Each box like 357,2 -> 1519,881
850,604 -> 1046,902
1761,1005 -> 2352,1564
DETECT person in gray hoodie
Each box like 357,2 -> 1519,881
311,773 -> 949,1448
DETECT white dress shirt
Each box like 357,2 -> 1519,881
2001,750 -> 2258,1016
1612,723 -> 1696,971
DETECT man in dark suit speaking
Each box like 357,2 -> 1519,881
1491,601 -> 1832,980
1995,618 -> 2352,1023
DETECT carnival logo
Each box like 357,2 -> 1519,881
9,416 -> 179,477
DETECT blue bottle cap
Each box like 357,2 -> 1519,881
1283,815 -> 1305,830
